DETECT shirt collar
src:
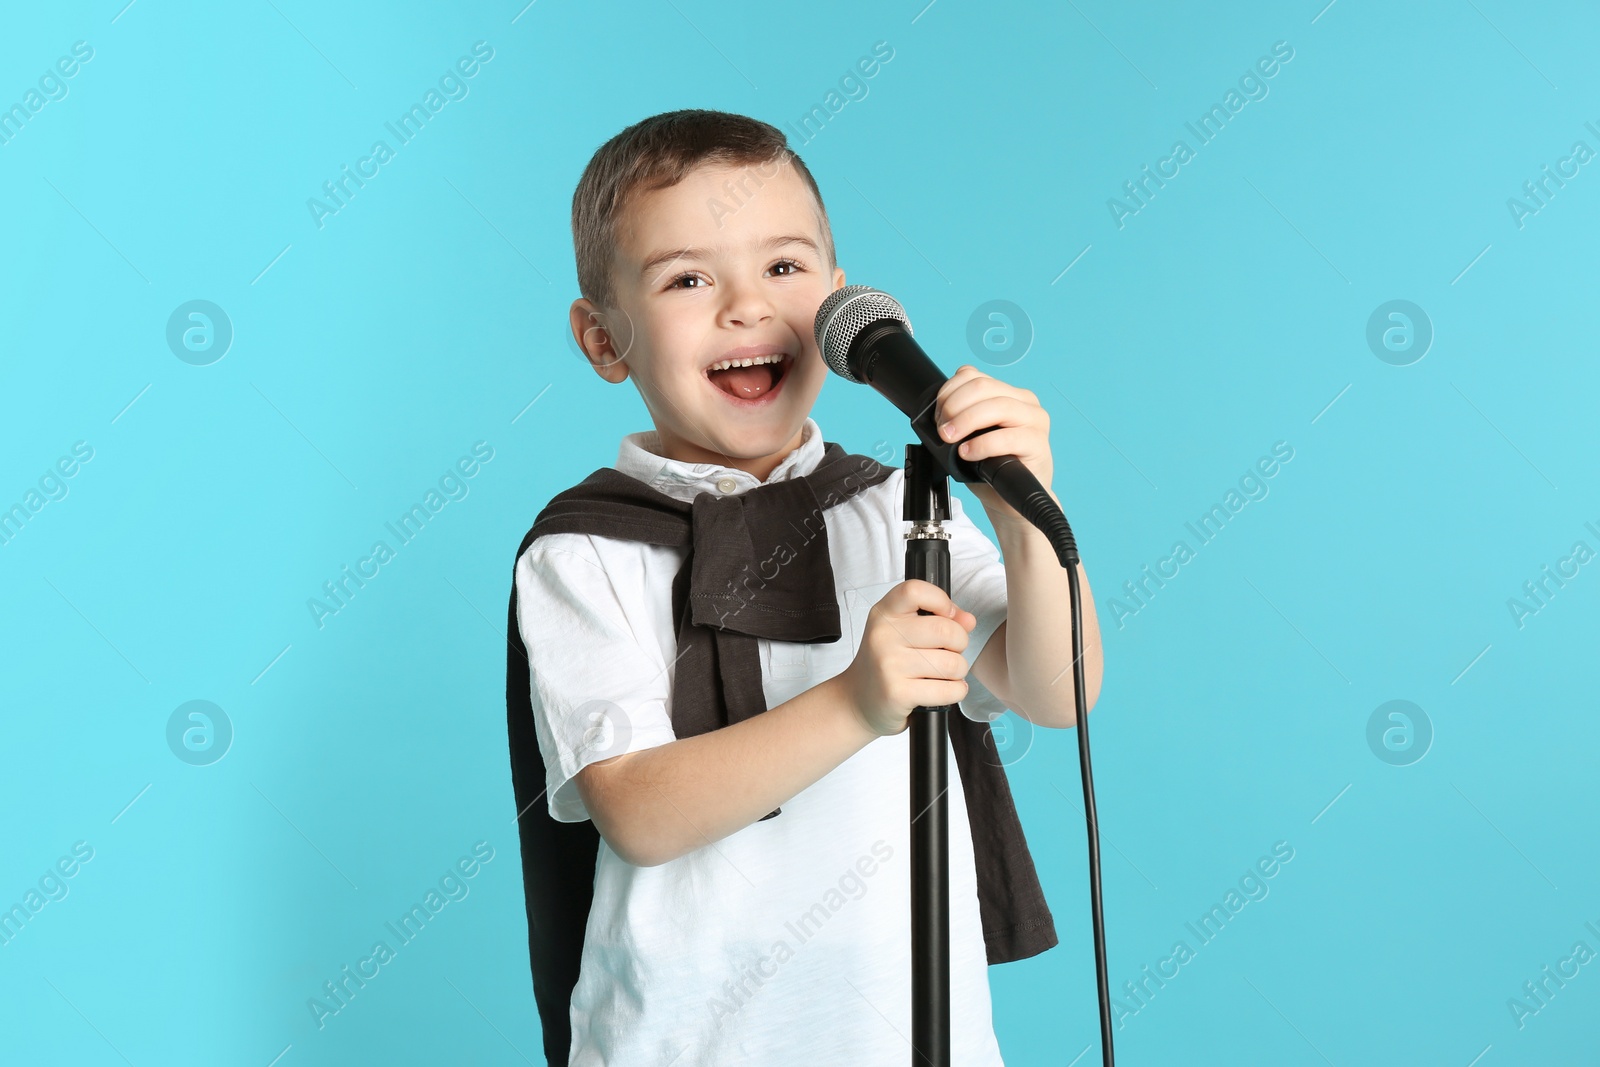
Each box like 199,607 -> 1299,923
614,418 -> 825,504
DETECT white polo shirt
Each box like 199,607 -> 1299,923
514,416 -> 1012,1066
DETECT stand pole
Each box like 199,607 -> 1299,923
904,443 -> 952,1067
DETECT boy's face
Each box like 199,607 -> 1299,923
571,158 -> 845,481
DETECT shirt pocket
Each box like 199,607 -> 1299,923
843,579 -> 902,659
763,638 -> 811,681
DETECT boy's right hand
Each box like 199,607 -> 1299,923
837,579 -> 978,738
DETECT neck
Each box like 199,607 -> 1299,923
653,423 -> 808,483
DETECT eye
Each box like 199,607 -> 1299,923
665,272 -> 706,290
768,258 -> 804,277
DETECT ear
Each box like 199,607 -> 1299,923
570,299 -> 628,383
831,266 -> 846,290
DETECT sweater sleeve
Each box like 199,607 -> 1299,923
514,537 -> 679,823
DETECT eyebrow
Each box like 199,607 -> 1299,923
639,234 -> 822,282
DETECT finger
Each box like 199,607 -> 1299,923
953,426 -> 1038,463
935,369 -> 1003,429
936,364 -> 984,395
900,613 -> 972,653
941,614 -> 973,650
923,587 -> 975,628
890,578 -> 958,617
910,676 -> 970,709
939,394 -> 1042,445
893,640 -> 969,674
908,650 -> 970,685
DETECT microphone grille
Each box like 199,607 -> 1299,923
813,285 -> 913,384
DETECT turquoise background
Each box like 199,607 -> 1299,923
2,0 -> 1597,1063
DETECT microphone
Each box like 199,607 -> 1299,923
814,285 -> 1078,565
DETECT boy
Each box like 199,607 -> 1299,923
507,109 -> 1103,1065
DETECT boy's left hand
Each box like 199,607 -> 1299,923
933,365 -> 1055,529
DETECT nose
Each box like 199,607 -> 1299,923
716,275 -> 775,330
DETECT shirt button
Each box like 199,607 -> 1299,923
716,476 -> 739,494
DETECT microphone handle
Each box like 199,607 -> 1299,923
852,321 -> 996,483
853,322 -> 1079,566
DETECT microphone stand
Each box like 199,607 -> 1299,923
903,443 -> 954,1067
813,285 -> 1110,1064
901,441 -> 1113,1067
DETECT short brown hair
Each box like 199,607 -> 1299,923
571,109 -> 835,307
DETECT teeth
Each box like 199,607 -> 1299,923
707,353 -> 784,372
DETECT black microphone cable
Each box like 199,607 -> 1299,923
816,286 -> 1114,1066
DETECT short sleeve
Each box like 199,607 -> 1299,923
514,539 -> 679,822
943,492 -> 1011,724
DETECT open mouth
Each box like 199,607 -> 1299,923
705,353 -> 792,404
